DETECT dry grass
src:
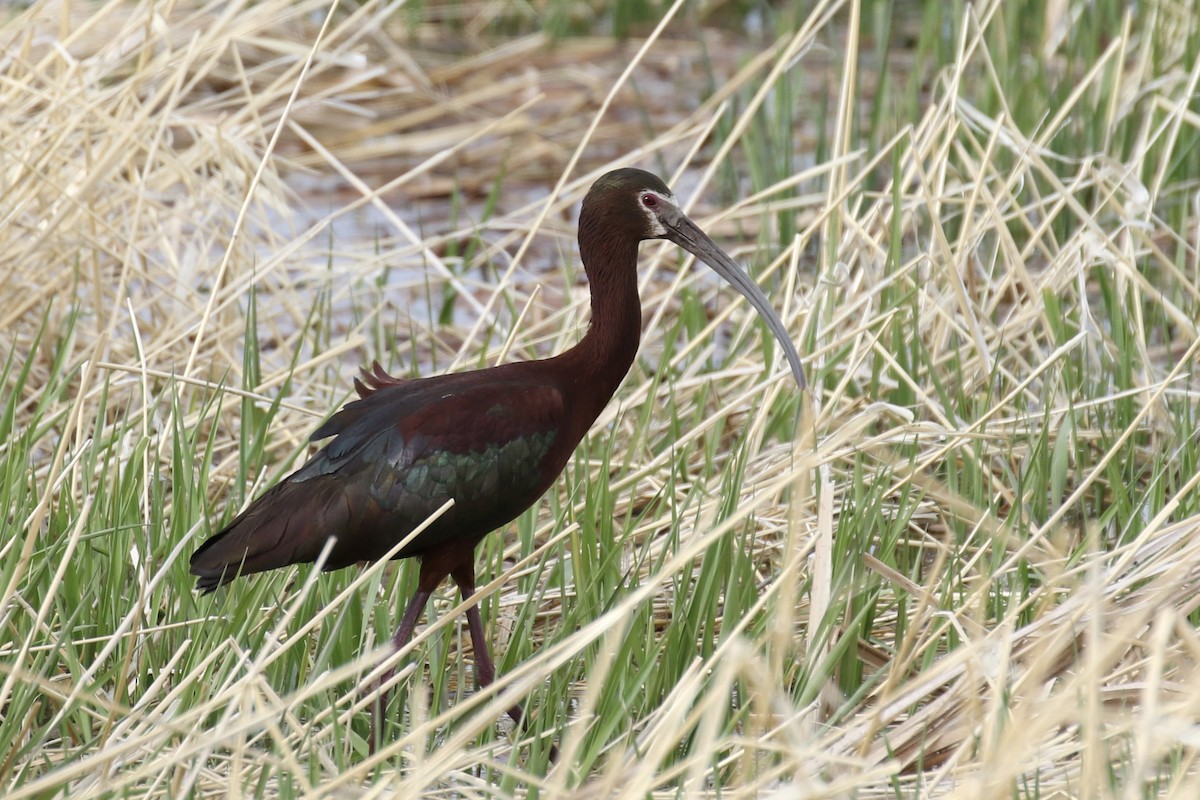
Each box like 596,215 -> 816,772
3,0 -> 1200,797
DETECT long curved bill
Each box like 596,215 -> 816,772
661,204 -> 806,390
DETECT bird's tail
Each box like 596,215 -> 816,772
189,478 -> 345,592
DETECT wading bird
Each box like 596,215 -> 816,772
190,168 -> 806,751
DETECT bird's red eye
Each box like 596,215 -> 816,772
641,193 -> 658,207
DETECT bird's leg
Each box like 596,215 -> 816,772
369,585 -> 431,754
450,565 -> 526,729
452,566 -> 558,761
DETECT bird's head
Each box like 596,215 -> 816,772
580,168 -> 806,390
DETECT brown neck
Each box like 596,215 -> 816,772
552,236 -> 643,438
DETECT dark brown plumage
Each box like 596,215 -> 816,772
190,168 -> 805,751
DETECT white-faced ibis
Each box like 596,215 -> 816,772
190,168 -> 806,751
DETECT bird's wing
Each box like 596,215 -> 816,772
190,368 -> 568,590
301,367 -> 566,480
353,360 -> 407,398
